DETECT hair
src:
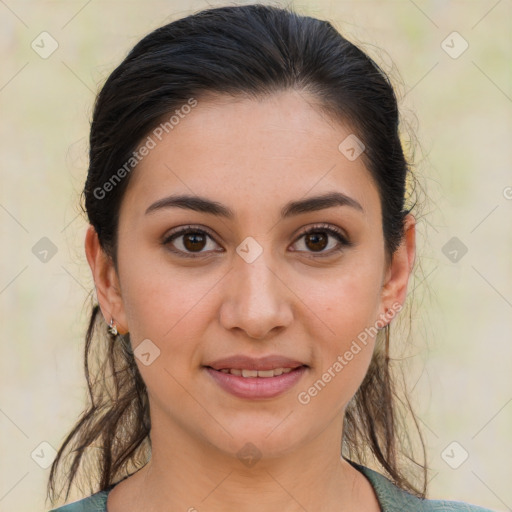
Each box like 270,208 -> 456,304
47,3 -> 428,506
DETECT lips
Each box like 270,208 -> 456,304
205,365 -> 307,399
203,354 -> 309,398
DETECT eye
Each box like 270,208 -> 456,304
162,223 -> 352,259
291,223 -> 352,257
162,226 -> 222,258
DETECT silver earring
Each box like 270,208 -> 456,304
108,317 -> 118,336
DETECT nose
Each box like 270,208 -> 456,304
219,246 -> 294,340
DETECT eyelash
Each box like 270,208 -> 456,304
162,223 -> 352,259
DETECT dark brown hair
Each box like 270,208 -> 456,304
47,3 -> 427,506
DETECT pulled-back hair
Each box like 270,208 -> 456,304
47,3 -> 426,506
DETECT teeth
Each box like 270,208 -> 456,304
217,367 -> 297,378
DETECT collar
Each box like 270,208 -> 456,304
347,459 -> 424,511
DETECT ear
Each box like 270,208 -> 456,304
84,225 -> 128,335
378,214 -> 416,323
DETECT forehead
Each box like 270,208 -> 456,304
120,90 -> 381,223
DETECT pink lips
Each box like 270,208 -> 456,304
204,354 -> 308,399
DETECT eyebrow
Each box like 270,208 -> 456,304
145,191 -> 364,219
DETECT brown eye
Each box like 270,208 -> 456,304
182,232 -> 207,252
291,224 -> 352,257
304,231 -> 329,252
162,227 -> 221,258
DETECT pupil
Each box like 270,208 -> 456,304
184,233 -> 205,251
307,232 -> 327,251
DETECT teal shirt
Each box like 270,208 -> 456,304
48,460 -> 496,511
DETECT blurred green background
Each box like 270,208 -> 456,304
1,1 -> 511,511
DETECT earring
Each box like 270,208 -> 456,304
108,317 -> 118,336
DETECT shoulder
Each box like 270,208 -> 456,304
47,489 -> 110,512
349,460 -> 497,512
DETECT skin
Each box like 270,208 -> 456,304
85,89 -> 415,512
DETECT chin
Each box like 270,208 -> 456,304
206,418 -> 307,462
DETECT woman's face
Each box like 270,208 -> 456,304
92,90 -> 413,462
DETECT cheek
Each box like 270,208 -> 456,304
296,290 -> 379,415
118,257 -> 215,402
298,256 -> 383,339
117,241 -> 218,342
294,255 -> 382,399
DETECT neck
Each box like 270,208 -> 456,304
120,414 -> 376,512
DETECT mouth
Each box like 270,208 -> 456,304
203,358 -> 308,399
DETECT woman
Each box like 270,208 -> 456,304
46,4 -> 495,511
